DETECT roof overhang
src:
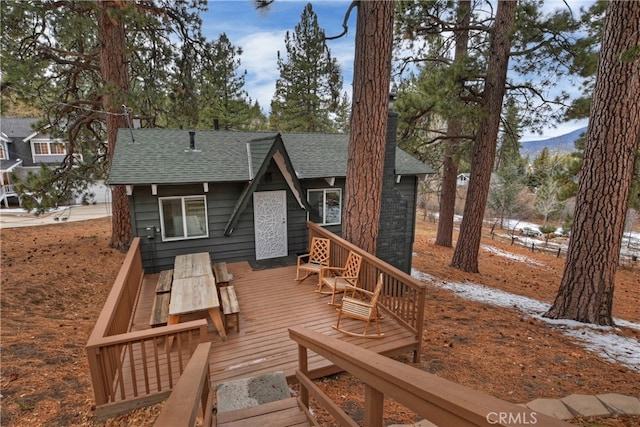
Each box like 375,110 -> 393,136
0,159 -> 23,173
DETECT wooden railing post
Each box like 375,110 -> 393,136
364,385 -> 384,427
413,286 -> 426,363
298,343 -> 309,408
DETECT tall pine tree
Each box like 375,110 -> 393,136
545,0 -> 640,325
269,3 -> 343,132
198,33 -> 255,130
0,0 -> 209,250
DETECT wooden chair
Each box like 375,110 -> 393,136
316,251 -> 362,306
295,237 -> 330,284
333,273 -> 384,338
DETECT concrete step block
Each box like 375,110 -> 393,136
525,398 -> 574,420
561,394 -> 611,417
216,371 -> 290,413
596,393 -> 640,415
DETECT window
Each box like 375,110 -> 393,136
308,188 -> 341,225
50,142 -> 66,154
0,143 -> 6,159
159,195 -> 208,241
33,139 -> 66,155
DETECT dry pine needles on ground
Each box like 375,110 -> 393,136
0,216 -> 638,426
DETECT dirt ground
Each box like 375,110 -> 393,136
1,216 -> 638,426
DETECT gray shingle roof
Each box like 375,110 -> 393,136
108,128 -> 433,185
0,118 -> 41,138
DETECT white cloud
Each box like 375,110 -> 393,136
202,2 -> 356,114
236,30 -> 355,111
236,31 -> 287,109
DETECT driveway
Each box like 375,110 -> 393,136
0,203 -> 112,229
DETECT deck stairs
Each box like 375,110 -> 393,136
215,371 -> 310,426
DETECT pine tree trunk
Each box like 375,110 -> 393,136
343,1 -> 395,254
435,140 -> 458,248
451,0 -> 516,272
98,0 -> 132,251
435,0 -> 471,248
545,1 -> 640,326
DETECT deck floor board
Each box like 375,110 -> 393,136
127,261 -> 418,396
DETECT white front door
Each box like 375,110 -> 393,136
253,190 -> 288,260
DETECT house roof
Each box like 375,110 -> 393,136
0,118 -> 41,140
108,128 -> 433,185
1,159 -> 23,173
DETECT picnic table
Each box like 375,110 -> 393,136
168,252 -> 226,341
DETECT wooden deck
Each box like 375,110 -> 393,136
131,261 -> 419,389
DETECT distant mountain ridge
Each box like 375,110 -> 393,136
521,126 -> 587,158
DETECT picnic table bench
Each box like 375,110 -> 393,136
219,285 -> 240,333
150,293 -> 171,327
213,262 -> 231,286
155,269 -> 174,293
150,269 -> 174,326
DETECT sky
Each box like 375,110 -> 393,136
201,0 -> 592,141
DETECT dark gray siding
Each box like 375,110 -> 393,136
129,160 -> 418,273
131,159 -> 342,272
132,182 -> 253,272
398,175 -> 419,271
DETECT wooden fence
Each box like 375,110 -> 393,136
85,237 -> 209,420
308,222 -> 426,361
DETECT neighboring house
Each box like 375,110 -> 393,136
0,117 -> 83,207
108,113 -> 434,273
457,173 -> 470,186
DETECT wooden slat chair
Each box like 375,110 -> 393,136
316,251 -> 362,306
295,237 -> 330,284
333,273 -> 384,338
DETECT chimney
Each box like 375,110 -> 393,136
189,131 -> 196,150
375,89 -> 412,273
214,118 -> 220,131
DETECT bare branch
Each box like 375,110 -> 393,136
325,1 -> 358,41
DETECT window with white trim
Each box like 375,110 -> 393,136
33,139 -> 66,155
0,143 -> 6,159
159,195 -> 208,241
308,188 -> 342,225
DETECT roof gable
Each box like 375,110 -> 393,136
223,134 -> 311,235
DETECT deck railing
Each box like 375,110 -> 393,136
308,222 -> 426,361
0,184 -> 15,202
1,184 -> 15,194
86,237 -> 209,420
290,326 -> 571,427
154,342 -> 214,427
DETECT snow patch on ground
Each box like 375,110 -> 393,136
481,245 -> 545,267
412,269 -> 640,372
